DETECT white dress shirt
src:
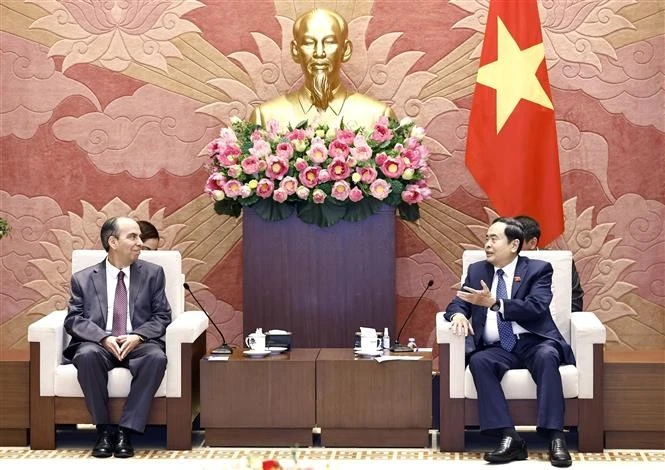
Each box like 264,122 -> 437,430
105,259 -> 133,334
482,256 -> 529,345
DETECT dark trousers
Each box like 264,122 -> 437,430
468,334 -> 565,433
71,341 -> 167,433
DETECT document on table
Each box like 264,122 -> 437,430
207,355 -> 230,361
374,356 -> 424,363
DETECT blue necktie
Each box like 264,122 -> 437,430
495,269 -> 516,351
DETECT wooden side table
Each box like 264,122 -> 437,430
0,352 -> 29,446
316,348 -> 432,447
604,349 -> 665,449
200,348 -> 319,446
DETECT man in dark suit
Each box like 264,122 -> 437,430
444,217 -> 574,467
516,214 -> 584,312
64,216 -> 171,458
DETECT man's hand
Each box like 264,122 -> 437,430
456,280 -> 495,308
101,336 -> 122,361
450,314 -> 474,337
117,334 -> 143,360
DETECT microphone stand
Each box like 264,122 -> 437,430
183,283 -> 233,354
391,279 -> 434,352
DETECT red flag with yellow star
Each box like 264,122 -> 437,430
465,0 -> 563,245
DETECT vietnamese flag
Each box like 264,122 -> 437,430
465,0 -> 563,245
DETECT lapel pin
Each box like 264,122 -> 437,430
514,276 -> 521,283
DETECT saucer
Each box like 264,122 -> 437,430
354,347 -> 382,352
355,349 -> 383,357
268,346 -> 287,354
243,350 -> 271,357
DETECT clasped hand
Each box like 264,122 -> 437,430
102,334 -> 142,361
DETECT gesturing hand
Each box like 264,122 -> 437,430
456,280 -> 495,308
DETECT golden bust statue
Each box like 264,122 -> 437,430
249,8 -> 396,130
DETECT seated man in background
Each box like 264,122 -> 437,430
64,216 -> 171,458
445,217 -> 574,467
515,215 -> 584,312
137,220 -> 160,251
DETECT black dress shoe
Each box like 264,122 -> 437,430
484,436 -> 528,463
114,428 -> 134,458
549,437 -> 572,467
91,429 -> 115,458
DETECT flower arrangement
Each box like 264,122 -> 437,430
204,115 -> 432,227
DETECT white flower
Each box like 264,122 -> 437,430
411,127 -> 426,140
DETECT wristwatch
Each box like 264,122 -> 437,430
490,300 -> 501,311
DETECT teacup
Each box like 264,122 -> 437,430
359,334 -> 381,354
245,328 -> 266,351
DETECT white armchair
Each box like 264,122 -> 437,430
436,250 -> 606,452
28,250 -> 208,450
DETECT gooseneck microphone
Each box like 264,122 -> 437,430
183,283 -> 233,354
391,279 -> 434,352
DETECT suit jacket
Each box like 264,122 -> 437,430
63,259 -> 172,361
444,255 -> 575,365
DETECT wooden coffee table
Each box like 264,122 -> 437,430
200,348 -> 319,446
316,348 -> 432,447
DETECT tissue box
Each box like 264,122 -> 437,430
266,330 -> 292,350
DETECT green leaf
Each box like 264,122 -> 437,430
343,198 -> 383,222
253,199 -> 295,222
397,202 -> 420,222
214,199 -> 242,218
238,195 -> 259,207
295,119 -> 308,130
297,201 -> 347,227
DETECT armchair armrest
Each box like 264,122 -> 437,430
436,312 -> 466,398
570,311 -> 606,399
27,310 -> 68,396
165,310 -> 208,398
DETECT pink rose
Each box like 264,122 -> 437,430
256,178 -> 274,198
227,164 -> 242,178
257,159 -> 268,172
349,187 -> 364,202
267,119 -> 280,139
276,142 -> 294,159
369,179 -> 391,200
331,181 -> 351,201
250,139 -> 271,158
296,186 -> 310,199
223,179 -> 242,198
266,156 -> 289,180
250,130 -> 263,142
299,166 -> 320,188
375,152 -> 388,166
219,127 -> 238,145
358,167 -> 378,184
294,158 -> 307,171
401,149 -> 420,169
328,139 -> 350,159
307,138 -> 328,164
218,144 -> 241,167
241,156 -> 260,174
350,143 -> 372,162
273,188 -> 288,203
371,123 -> 392,143
335,129 -> 356,145
380,157 -> 405,178
401,184 -> 424,204
318,169 -> 331,183
312,189 -> 327,204
280,176 -> 298,195
286,129 -> 306,141
327,158 -> 351,181
204,173 -> 225,195
207,138 -> 222,156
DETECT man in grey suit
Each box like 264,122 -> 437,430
64,216 -> 171,458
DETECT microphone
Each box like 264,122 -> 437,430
183,282 -> 233,354
391,279 -> 434,352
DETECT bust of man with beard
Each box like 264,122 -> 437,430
249,8 -> 396,130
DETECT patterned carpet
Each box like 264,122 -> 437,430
1,447 -> 663,468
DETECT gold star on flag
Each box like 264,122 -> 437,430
476,16 -> 553,134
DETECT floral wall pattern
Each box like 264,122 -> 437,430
1,0 -> 663,361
